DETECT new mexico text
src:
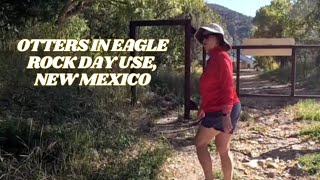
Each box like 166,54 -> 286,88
34,73 -> 151,86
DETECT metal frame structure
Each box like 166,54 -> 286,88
129,19 -> 196,119
232,45 -> 320,99
129,19 -> 320,119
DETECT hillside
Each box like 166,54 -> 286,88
207,3 -> 253,45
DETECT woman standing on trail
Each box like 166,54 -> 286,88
194,23 -> 241,180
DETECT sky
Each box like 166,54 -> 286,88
206,0 -> 272,17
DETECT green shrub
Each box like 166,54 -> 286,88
254,56 -> 279,71
260,60 -> 320,88
299,153 -> 320,176
292,99 -> 320,121
299,123 -> 320,140
110,144 -> 170,180
150,66 -> 201,105
0,51 -> 168,179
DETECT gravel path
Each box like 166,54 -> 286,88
153,70 -> 320,180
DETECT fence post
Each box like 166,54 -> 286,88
184,19 -> 191,119
129,22 -> 137,105
291,47 -> 296,97
236,47 -> 241,96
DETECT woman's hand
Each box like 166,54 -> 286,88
197,109 -> 205,120
222,115 -> 233,133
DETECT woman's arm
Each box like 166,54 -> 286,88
218,54 -> 234,115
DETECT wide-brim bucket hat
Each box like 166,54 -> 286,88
194,23 -> 232,51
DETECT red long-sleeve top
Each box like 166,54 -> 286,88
199,46 -> 240,113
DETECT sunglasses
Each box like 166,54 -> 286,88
203,33 -> 216,39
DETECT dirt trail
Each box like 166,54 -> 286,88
238,69 -> 291,95
153,70 -> 320,180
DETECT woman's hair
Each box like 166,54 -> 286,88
213,33 -> 224,47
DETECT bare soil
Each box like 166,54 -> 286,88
153,70 -> 320,180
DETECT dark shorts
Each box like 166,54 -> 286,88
200,102 -> 241,134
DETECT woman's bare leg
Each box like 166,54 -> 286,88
215,132 -> 233,180
194,125 -> 221,180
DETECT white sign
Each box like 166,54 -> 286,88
242,38 -> 295,56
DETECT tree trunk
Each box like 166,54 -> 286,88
56,0 -> 95,37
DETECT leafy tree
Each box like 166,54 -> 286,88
0,0 -> 65,31
252,0 -> 301,68
252,0 -> 295,38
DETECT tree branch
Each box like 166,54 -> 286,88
57,0 -> 95,27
